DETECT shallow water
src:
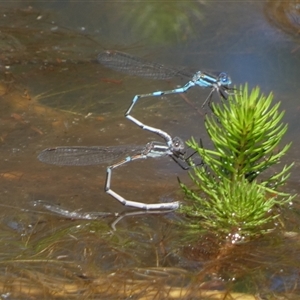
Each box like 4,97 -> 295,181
0,1 -> 300,299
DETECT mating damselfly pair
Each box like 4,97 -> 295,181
38,50 -> 232,211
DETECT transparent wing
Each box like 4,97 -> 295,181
97,50 -> 192,80
37,145 -> 146,166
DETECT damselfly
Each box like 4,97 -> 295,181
38,135 -> 188,210
98,50 -> 232,138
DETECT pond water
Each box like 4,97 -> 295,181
0,1 -> 300,299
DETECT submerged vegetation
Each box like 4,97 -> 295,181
180,84 -> 295,241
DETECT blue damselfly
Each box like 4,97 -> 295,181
98,50 -> 232,138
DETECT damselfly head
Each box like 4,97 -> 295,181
218,72 -> 231,86
172,136 -> 185,155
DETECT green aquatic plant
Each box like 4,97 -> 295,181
179,84 -> 294,241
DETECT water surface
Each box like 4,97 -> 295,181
0,1 -> 300,299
